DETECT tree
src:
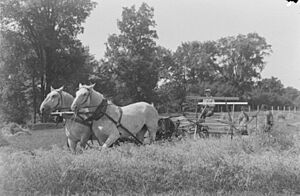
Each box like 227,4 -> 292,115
0,0 -> 97,123
0,0 -> 96,99
284,87 -> 300,102
258,77 -> 284,95
250,77 -> 292,107
215,33 -> 272,96
168,41 -> 219,106
0,31 -> 32,123
102,3 -> 159,105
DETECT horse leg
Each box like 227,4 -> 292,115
67,138 -> 77,154
79,133 -> 92,150
136,125 -> 147,144
147,123 -> 158,144
102,128 -> 120,148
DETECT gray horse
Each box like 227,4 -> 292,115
71,84 -> 159,148
40,86 -> 96,153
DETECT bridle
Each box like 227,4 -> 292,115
74,87 -> 100,111
78,88 -> 91,108
44,90 -> 64,111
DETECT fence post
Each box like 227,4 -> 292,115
294,107 -> 297,113
271,106 -> 274,114
284,106 -> 286,112
232,104 -> 235,121
277,106 -> 279,112
248,105 -> 251,112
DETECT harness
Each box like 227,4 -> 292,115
78,98 -> 143,145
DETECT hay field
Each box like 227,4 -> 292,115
0,113 -> 300,195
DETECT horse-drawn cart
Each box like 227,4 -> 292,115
50,95 -> 249,143
157,96 -> 249,140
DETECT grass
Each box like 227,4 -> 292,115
0,117 -> 300,195
3,128 -> 66,151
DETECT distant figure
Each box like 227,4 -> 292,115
261,104 -> 274,132
238,106 -> 249,135
199,88 -> 215,120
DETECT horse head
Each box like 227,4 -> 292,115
71,83 -> 104,112
40,86 -> 65,114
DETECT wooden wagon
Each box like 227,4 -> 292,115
158,96 -> 249,139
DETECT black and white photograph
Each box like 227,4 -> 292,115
0,0 -> 300,195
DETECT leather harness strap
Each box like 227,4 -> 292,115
85,99 -> 108,121
116,106 -> 123,128
80,98 -> 143,145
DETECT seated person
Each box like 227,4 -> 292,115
199,88 -> 215,120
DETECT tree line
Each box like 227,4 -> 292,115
0,1 -> 299,124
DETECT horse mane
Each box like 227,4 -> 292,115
61,91 -> 74,110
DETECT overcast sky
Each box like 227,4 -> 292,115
78,0 -> 300,90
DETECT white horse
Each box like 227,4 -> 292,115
71,83 -> 159,148
40,86 -> 96,153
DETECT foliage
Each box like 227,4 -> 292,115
215,33 -> 272,96
157,33 -> 273,111
249,77 -> 294,107
0,0 -> 299,124
0,0 -> 97,91
0,0 -> 97,123
98,3 -> 159,105
0,31 -> 32,123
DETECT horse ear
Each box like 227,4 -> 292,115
79,83 -> 82,88
57,86 -> 64,92
50,86 -> 55,91
87,83 -> 95,89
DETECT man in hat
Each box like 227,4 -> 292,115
261,104 -> 274,132
199,88 -> 215,120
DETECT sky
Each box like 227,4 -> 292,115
78,0 -> 300,90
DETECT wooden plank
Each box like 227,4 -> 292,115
51,111 -> 74,116
200,123 -> 230,126
186,96 -> 239,101
208,131 -> 231,135
197,102 -> 248,105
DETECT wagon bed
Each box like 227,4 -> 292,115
159,113 -> 232,136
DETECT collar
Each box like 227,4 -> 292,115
86,98 -> 108,121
